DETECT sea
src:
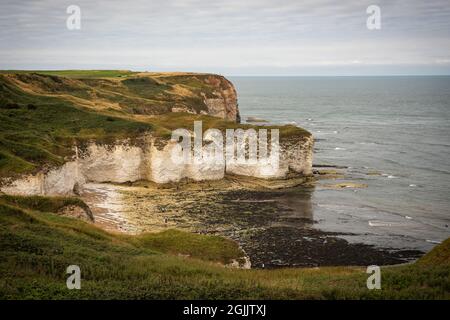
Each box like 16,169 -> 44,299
230,76 -> 450,252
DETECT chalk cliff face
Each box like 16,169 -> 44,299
0,134 -> 313,195
225,135 -> 314,179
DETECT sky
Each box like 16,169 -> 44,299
1,0 -> 450,76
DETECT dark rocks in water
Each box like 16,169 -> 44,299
189,187 -> 421,268
313,164 -> 348,169
241,226 -> 423,269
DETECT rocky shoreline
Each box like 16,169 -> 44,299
81,172 -> 424,269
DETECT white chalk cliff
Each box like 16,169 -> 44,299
0,134 -> 313,196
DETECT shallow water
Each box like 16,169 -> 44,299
231,76 -> 450,252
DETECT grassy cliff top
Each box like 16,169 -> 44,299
0,70 -> 137,78
0,70 -> 311,179
0,194 -> 448,299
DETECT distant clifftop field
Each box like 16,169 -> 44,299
0,70 -> 240,121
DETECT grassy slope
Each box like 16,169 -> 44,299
0,196 -> 448,300
0,71 -> 221,116
0,95 -> 152,177
417,239 -> 450,267
0,71 -> 310,179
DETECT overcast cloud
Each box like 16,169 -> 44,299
1,0 -> 450,75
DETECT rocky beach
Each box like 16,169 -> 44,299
80,170 -> 423,269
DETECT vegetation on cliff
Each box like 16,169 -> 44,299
0,70 -> 235,117
0,70 -> 310,179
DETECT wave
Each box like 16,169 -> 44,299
368,220 -> 406,227
315,131 -> 339,135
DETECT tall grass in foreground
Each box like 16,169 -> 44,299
0,195 -> 448,299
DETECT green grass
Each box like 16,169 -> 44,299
0,70 -> 136,78
417,238 -> 450,267
0,71 -> 216,115
137,229 -> 246,265
149,112 -> 311,140
0,195 -> 448,300
0,95 -> 152,177
0,195 -> 90,216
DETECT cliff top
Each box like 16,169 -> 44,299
0,70 -> 214,78
0,70 -> 236,118
0,70 -> 311,179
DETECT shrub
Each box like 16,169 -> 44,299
0,103 -> 20,109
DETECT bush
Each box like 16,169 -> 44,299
0,103 -> 20,109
